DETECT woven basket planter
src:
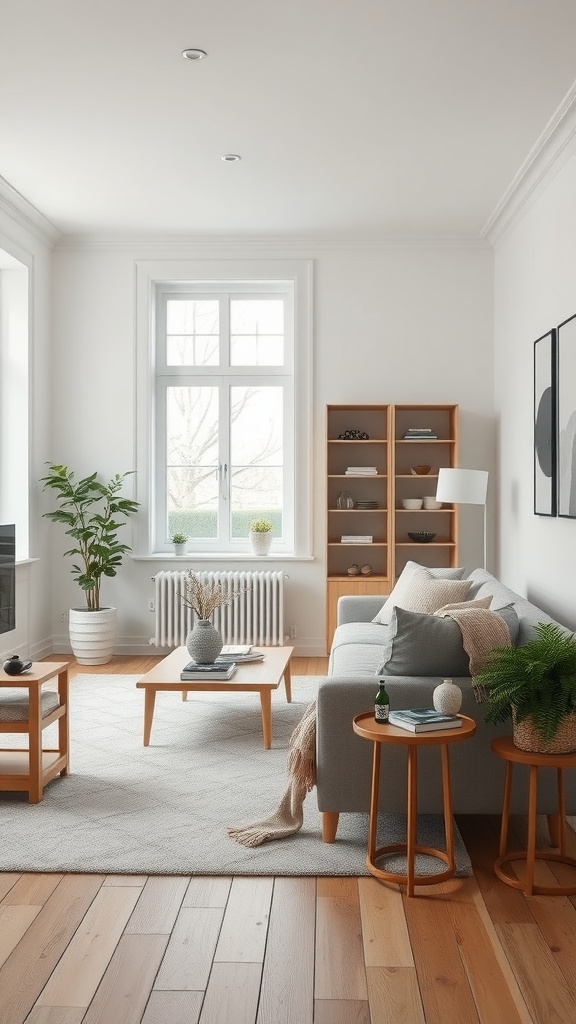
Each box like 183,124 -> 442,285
512,709 -> 576,754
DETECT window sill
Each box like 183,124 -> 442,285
132,553 -> 314,563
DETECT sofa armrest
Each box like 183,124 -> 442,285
337,594 -> 386,626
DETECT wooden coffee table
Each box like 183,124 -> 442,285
136,646 -> 294,750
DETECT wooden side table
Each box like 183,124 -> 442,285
353,712 -> 476,896
0,661 -> 70,802
491,735 -> 576,896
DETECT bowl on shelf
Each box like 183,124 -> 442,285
401,498 -> 423,510
411,465 -> 432,476
423,496 -> 443,510
407,531 -> 437,543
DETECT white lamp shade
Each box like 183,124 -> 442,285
435,468 -> 488,505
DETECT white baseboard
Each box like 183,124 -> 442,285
42,634 -> 328,660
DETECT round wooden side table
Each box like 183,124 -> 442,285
352,712 -> 477,897
491,735 -> 576,896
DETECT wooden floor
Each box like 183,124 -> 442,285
1,655 -> 576,1023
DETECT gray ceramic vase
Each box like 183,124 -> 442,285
186,619 -> 223,664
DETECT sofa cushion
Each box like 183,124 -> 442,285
376,603 -> 520,677
373,568 -> 472,625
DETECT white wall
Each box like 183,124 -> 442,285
0,193 -> 56,661
49,240 -> 494,655
495,151 -> 576,629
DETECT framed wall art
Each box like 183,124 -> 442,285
534,328 -> 556,516
557,314 -> 576,518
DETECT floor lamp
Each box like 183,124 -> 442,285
435,468 -> 489,570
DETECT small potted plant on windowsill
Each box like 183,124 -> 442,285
171,532 -> 188,556
475,622 -> 576,753
249,518 -> 273,556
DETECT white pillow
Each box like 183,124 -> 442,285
373,568 -> 472,625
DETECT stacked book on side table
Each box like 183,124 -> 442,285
388,708 -> 462,732
180,645 -> 264,680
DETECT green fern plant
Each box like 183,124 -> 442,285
475,622 -> 576,745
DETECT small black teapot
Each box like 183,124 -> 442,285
3,654 -> 32,676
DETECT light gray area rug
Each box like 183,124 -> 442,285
0,674 -> 472,877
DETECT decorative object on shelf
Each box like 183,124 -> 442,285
171,531 -> 188,555
533,328 -> 557,517
336,491 -> 354,509
2,654 -> 32,675
433,679 -> 463,715
477,622 -> 576,753
40,463 -> 140,665
411,465 -> 432,475
248,518 -> 273,556
557,314 -> 576,518
182,571 -> 249,663
402,498 -> 423,510
355,500 -> 378,508
347,563 -> 360,576
407,531 -> 436,543
436,467 -> 488,568
360,564 -> 372,576
423,496 -> 443,510
338,429 -> 369,439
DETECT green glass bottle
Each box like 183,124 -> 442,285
375,679 -> 390,723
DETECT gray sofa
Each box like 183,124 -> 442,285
316,568 -> 574,841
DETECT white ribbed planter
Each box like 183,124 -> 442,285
69,607 -> 117,665
249,530 -> 272,556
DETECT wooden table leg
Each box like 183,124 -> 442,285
407,746 -> 418,897
260,688 -> 272,749
441,744 -> 455,873
58,668 -> 69,776
499,761 -> 513,859
143,688 -> 157,746
557,768 -> 566,858
368,742 -> 381,864
283,659 -> 292,703
526,764 -> 538,896
28,685 -> 42,803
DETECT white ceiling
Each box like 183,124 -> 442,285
1,0 -> 575,238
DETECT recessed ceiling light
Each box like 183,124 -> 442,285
222,154 -> 241,162
182,48 -> 207,60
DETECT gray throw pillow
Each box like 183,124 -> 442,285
378,604 -> 520,676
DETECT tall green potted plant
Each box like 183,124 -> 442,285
41,463 -> 140,665
475,622 -> 576,753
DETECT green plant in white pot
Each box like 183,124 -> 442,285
171,532 -> 188,555
249,518 -> 273,556
41,463 -> 140,665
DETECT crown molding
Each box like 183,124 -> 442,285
54,230 -> 490,254
0,175 -> 61,247
482,81 -> 576,246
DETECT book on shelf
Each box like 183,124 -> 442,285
181,662 -> 237,681
341,535 -> 373,543
345,468 -> 378,475
387,708 -> 462,733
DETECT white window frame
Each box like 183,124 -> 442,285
135,259 -> 313,560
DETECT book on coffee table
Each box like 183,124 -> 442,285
180,662 -> 237,681
387,708 -> 462,733
215,651 -> 265,663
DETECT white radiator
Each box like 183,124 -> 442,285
151,570 -> 286,648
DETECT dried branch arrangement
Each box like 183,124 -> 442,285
182,571 -> 249,620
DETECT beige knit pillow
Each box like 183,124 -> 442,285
373,568 -> 472,625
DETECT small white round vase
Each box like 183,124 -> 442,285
433,679 -> 463,715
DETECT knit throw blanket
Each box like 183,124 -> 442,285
227,699 -> 317,848
434,606 -> 511,699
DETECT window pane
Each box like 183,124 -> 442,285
167,386 -> 219,539
167,468 -> 218,539
166,299 -> 219,366
230,299 -> 284,365
230,467 -> 283,538
230,386 -> 283,537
